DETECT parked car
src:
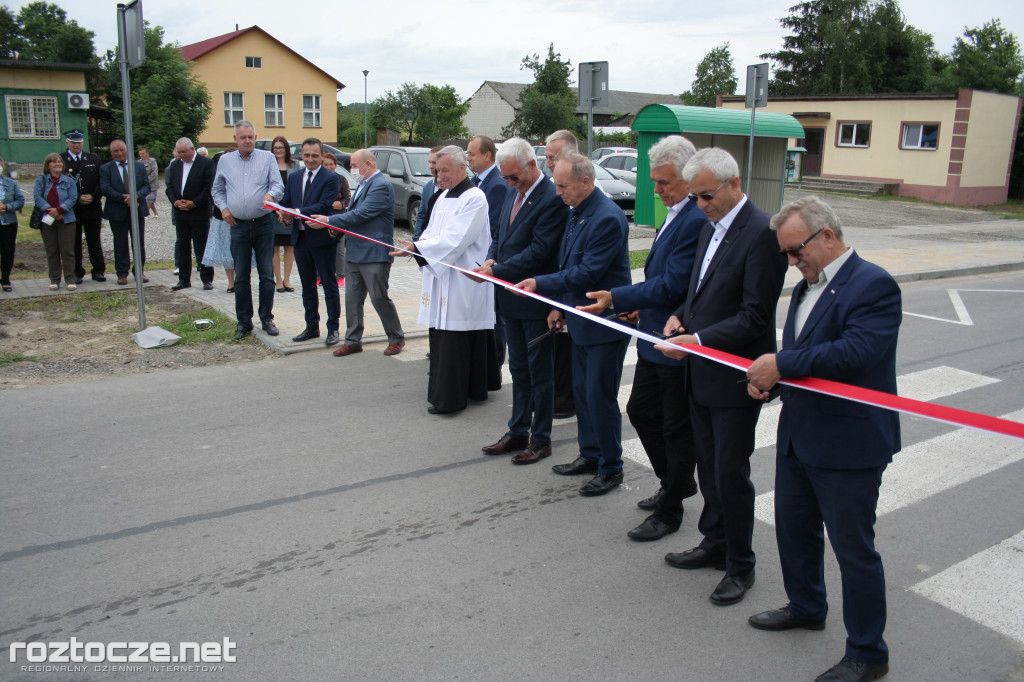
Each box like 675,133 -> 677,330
537,157 -> 635,222
368,146 -> 432,223
597,152 -> 639,185
590,146 -> 635,160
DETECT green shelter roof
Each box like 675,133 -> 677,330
632,104 -> 804,138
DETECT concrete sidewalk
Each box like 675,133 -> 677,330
4,218 -> 1024,355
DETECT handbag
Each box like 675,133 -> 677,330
29,205 -> 44,230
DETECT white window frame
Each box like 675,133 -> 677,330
837,122 -> 871,148
245,56 -> 262,68
302,94 -> 321,128
264,93 -> 284,127
4,94 -> 60,138
224,92 -> 244,126
901,122 -> 939,150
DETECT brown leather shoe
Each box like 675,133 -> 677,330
481,434 -> 528,455
383,340 -> 405,356
332,344 -> 362,357
116,275 -> 128,285
511,443 -> 552,465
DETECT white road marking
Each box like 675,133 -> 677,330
910,529 -> 1024,646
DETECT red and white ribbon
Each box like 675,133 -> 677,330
267,202 -> 1024,442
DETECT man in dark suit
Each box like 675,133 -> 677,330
313,149 -> 405,357
165,137 -> 215,290
579,135 -> 706,540
99,139 -> 149,285
471,138 -> 567,465
60,128 -> 106,281
279,138 -> 342,345
516,153 -> 631,497
657,147 -> 787,606
413,146 -> 443,241
746,197 -> 900,682
468,135 -> 513,365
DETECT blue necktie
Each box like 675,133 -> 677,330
565,209 -> 578,242
472,175 -> 481,187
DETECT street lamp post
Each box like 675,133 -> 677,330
362,69 -> 369,147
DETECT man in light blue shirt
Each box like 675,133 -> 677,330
212,120 -> 285,339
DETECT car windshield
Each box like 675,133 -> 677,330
406,152 -> 430,176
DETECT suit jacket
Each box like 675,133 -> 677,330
673,198 -> 787,407
327,170 -> 394,263
164,154 -> 215,223
534,188 -> 631,346
60,150 -> 103,220
100,159 -> 150,222
488,177 -> 568,319
283,166 -> 340,248
475,165 -> 513,241
776,252 -> 902,469
611,200 -> 706,366
413,178 -> 437,239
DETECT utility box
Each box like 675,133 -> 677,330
786,146 -> 806,184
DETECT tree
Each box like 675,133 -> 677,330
370,82 -> 423,145
680,43 -> 738,107
0,7 -> 19,59
336,103 -> 366,148
949,19 -> 1024,95
101,23 -> 210,164
369,82 -> 469,145
502,43 -> 583,140
13,1 -> 97,64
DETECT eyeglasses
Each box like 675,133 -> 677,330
501,173 -> 521,183
687,180 -> 728,203
779,229 -> 823,257
272,146 -> 286,151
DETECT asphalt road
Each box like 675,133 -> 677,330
1,271 -> 1023,681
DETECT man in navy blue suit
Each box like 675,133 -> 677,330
412,146 -> 443,240
516,153 -> 631,497
471,138 -> 567,465
278,138 -> 342,345
579,135 -> 706,538
746,197 -> 900,682
99,139 -> 149,285
314,149 -> 405,357
657,147 -> 787,607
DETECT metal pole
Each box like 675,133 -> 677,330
746,105 -> 756,196
362,70 -> 369,147
117,3 -> 145,330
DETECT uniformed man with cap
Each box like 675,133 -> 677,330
60,128 -> 106,281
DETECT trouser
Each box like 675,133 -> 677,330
175,216 -> 214,284
0,223 -> 16,284
230,214 -> 276,327
344,261 -> 404,345
294,231 -> 340,331
572,337 -> 629,476
109,218 -> 146,277
503,315 -> 554,446
41,220 -> 77,283
74,215 -> 105,277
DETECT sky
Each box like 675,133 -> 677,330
8,0 -> 1024,104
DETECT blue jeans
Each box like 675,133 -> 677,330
230,213 -> 275,327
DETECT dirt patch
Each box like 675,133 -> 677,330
0,288 -> 276,390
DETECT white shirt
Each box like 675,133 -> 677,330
793,246 -> 854,339
655,196 -> 691,244
696,195 -> 748,289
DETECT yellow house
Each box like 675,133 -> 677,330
719,90 -> 1022,205
181,26 -> 344,147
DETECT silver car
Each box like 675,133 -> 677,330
369,146 -> 432,223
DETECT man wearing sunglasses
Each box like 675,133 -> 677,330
656,147 -> 787,607
745,196 -> 900,682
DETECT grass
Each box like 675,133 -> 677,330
630,250 -> 649,269
160,308 -> 238,344
0,352 -> 35,366
2,290 -> 137,322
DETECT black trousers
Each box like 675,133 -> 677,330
74,215 -> 105,277
175,216 -> 213,284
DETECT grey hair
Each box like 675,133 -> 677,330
234,120 -> 255,133
175,137 -> 195,150
771,195 -> 844,240
682,147 -> 739,183
560,152 -> 596,183
196,147 -> 209,156
545,129 -> 578,154
648,135 -> 697,176
436,144 -> 466,167
496,137 -> 536,169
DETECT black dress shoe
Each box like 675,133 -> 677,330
325,331 -> 339,346
75,276 -> 84,284
552,406 -> 575,419
482,434 -> 529,455
579,472 -> 623,496
664,546 -> 727,570
292,328 -> 320,342
551,456 -> 599,476
748,607 -> 825,631
203,282 -> 213,290
233,325 -> 253,341
710,568 -> 755,606
815,657 -> 889,682
628,514 -> 679,541
92,274 -> 106,282
262,321 -> 279,336
637,488 -> 664,510
171,281 -> 191,291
